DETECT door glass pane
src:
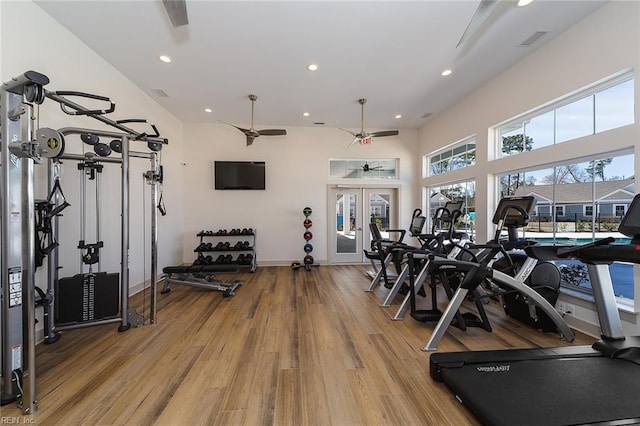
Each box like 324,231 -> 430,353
369,193 -> 390,240
336,193 -> 357,253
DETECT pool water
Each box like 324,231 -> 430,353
529,237 -> 634,300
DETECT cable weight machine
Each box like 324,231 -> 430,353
42,126 -> 162,342
1,70 -> 167,413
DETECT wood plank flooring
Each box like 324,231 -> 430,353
2,265 -> 595,425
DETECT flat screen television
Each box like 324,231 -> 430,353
214,161 -> 266,190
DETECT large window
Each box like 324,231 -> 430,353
497,72 -> 634,157
427,137 -> 476,176
499,152 -> 635,300
428,180 -> 476,239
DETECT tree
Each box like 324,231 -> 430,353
586,158 -> 613,181
501,134 -> 533,155
540,165 -> 588,184
501,173 -> 525,197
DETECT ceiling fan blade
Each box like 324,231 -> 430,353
456,0 -> 514,49
162,0 -> 189,28
219,120 -> 252,136
339,128 -> 359,138
347,137 -> 360,148
258,129 -> 287,136
246,136 -> 256,146
369,130 -> 399,138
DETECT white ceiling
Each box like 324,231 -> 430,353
35,0 -> 607,132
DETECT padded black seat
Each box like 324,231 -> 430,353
163,264 -> 239,274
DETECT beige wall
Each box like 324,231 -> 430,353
418,1 -> 640,335
182,123 -> 418,264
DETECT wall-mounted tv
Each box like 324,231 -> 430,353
214,161 -> 266,190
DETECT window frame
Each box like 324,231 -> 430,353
495,70 -> 634,159
614,204 -> 627,217
426,136 -> 476,177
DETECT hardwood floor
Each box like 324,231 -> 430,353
2,265 -> 594,425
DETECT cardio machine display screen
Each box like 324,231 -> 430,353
619,194 -> 640,238
492,196 -> 536,227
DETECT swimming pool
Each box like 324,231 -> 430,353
529,237 -> 634,300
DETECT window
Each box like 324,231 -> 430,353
497,71 -> 634,158
614,204 -> 626,217
329,159 -> 398,179
498,151 -> 635,300
428,180 -> 476,238
427,137 -> 476,176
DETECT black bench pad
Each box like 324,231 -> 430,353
163,264 -> 239,274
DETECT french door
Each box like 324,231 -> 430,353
328,187 -> 398,264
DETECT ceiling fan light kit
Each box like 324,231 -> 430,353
341,98 -> 399,147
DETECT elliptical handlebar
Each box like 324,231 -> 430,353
556,236 -> 616,258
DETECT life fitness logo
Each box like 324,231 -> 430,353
476,365 -> 511,373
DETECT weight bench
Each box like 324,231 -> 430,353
162,264 -> 243,297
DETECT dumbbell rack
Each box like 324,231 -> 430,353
193,229 -> 257,272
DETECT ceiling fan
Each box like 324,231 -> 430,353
457,0 -> 516,51
341,98 -> 399,147
162,0 -> 189,28
220,94 -> 287,146
361,162 -> 384,172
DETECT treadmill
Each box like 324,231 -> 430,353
429,193 -> 640,426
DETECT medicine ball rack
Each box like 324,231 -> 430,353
292,207 -> 319,271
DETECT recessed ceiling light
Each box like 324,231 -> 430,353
303,112 -> 310,117
159,55 -> 172,63
204,108 -> 212,113
516,0 -> 533,7
441,69 -> 452,76
307,64 -> 318,71
395,114 -> 402,119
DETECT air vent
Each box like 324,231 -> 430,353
151,89 -> 169,97
314,122 -> 325,126
520,31 -> 548,46
421,113 -> 432,119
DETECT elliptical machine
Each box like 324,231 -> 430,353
420,196 -> 574,351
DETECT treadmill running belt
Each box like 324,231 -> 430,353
440,357 -> 640,426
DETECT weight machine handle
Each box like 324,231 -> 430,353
49,90 -> 116,116
116,119 -> 160,139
